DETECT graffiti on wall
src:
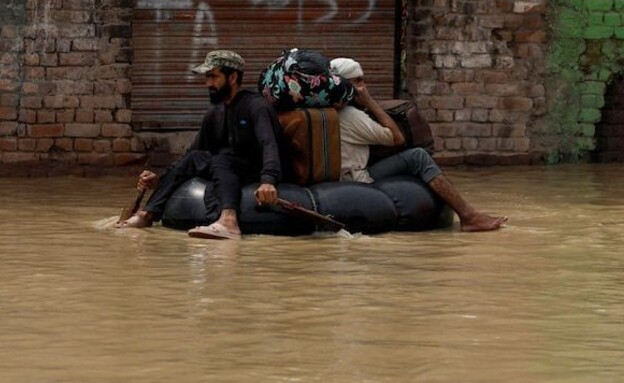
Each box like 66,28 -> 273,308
136,0 -> 377,28
134,0 -> 378,76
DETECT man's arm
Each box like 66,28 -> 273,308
251,99 -> 282,186
353,82 -> 405,147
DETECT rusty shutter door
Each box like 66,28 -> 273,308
132,0 -> 398,131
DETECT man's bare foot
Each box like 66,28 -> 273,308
460,213 -> 508,232
188,222 -> 241,240
115,210 -> 154,228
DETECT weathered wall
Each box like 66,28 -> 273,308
407,0 -> 548,166
0,0 -> 137,176
543,0 -> 624,163
1,0 -> 623,175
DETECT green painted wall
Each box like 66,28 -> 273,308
545,0 -> 624,163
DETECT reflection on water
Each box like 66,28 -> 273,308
1,164 -> 623,382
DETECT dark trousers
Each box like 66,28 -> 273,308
144,149 -> 255,221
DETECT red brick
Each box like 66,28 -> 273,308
56,80 -> 93,94
59,52 -> 96,66
485,83 -> 521,97
18,138 -> 36,151
33,138 -> 54,152
74,138 -> 94,152
29,123 -> 64,138
0,94 -> 20,107
430,96 -> 464,109
96,64 -> 130,80
457,122 -> 492,137
76,109 -> 94,123
498,97 -> 533,111
430,123 -> 458,137
65,123 -> 101,137
23,66 -> 45,80
1,152 -> 40,163
23,53 -> 39,66
515,29 -> 546,43
451,82 -> 483,95
466,95 -> 499,108
47,67 -> 88,80
0,107 -> 17,120
19,109 -> 37,124
58,24 -> 96,38
53,10 -> 92,24
0,121 -> 18,136
54,138 -> 73,151
81,95 -> 116,109
515,43 -> 544,59
496,0 -> 514,12
56,109 -> 76,123
37,110 -> 56,123
504,14 -> 524,29
94,81 -> 116,95
0,80 -> 19,92
445,137 -> 462,150
523,14 -> 545,29
439,69 -> 475,83
102,123 -> 132,137
21,96 -> 43,109
0,138 -> 17,151
95,110 -> 113,123
94,139 -> 112,152
112,138 -> 131,152
39,53 -> 59,67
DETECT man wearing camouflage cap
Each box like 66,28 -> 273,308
117,50 -> 283,239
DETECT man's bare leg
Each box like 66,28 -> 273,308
115,210 -> 155,228
428,175 -> 507,232
215,209 -> 241,236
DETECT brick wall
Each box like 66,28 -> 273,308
0,0 -> 138,176
1,0 -> 623,175
543,0 -> 624,163
407,0 -> 548,166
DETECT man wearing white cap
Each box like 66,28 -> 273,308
117,50 -> 283,239
330,58 -> 507,232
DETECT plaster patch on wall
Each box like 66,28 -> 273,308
513,0 -> 546,14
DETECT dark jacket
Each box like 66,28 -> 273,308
188,89 -> 283,185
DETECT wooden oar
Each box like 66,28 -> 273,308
117,160 -> 150,224
276,198 -> 346,232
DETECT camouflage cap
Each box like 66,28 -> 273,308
192,50 -> 245,74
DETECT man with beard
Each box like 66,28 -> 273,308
116,50 -> 282,239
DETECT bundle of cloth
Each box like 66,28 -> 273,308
258,48 -> 353,111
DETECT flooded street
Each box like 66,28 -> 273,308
1,164 -> 623,382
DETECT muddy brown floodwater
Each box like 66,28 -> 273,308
1,164 -> 623,382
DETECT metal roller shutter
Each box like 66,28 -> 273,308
132,0 -> 398,131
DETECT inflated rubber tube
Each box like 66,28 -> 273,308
371,176 -> 454,231
308,181 -> 397,234
162,178 -> 317,236
162,177 -> 454,235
